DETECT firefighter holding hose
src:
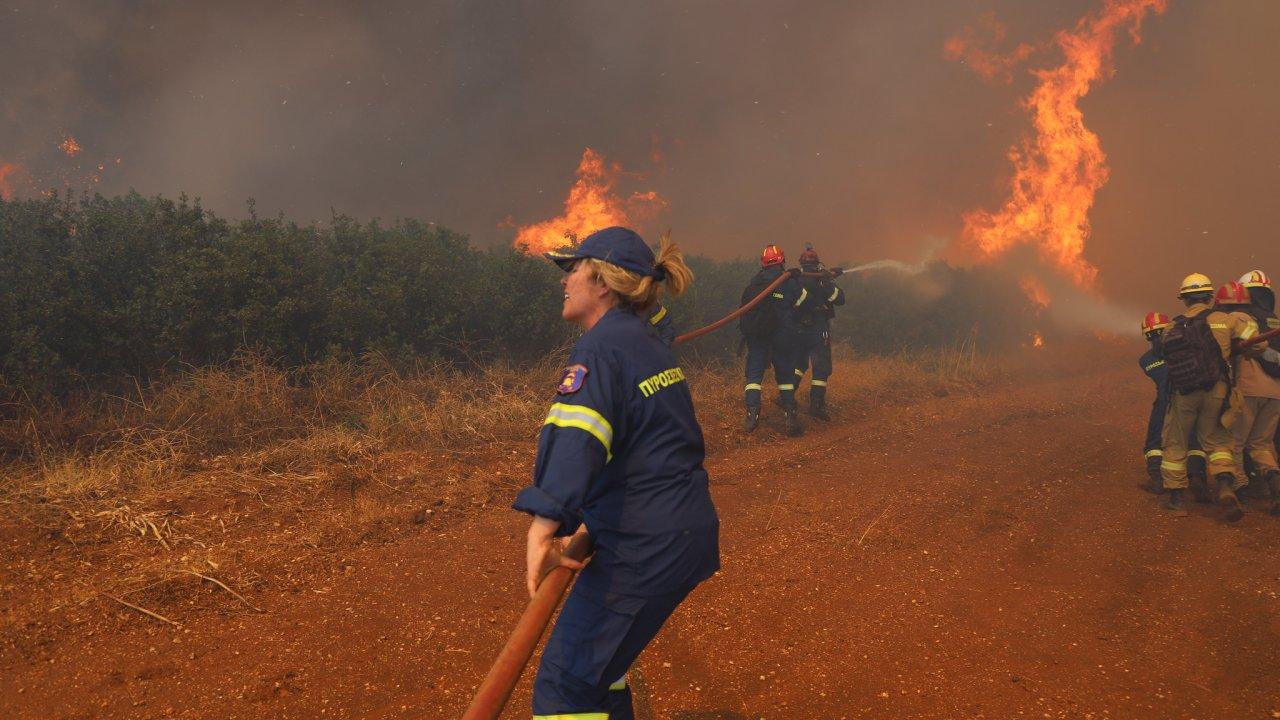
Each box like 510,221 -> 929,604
795,244 -> 845,421
738,245 -> 810,436
1157,275 -> 1259,519
1138,312 -> 1207,494
1232,270 -> 1280,512
512,226 -> 720,719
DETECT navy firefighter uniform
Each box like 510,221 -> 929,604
513,233 -> 719,719
795,246 -> 845,419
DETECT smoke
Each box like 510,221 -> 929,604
1,1 -> 1277,313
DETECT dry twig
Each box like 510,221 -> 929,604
100,592 -> 179,627
181,569 -> 263,612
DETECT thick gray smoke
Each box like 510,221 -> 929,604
2,1 -> 1277,312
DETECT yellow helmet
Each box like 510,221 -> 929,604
1178,272 -> 1214,297
1239,269 -> 1271,289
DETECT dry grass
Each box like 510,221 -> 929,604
0,342 -> 1004,638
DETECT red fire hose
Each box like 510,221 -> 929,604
461,532 -> 594,720
1237,325 -> 1280,350
463,266 -> 845,719
673,268 -> 841,346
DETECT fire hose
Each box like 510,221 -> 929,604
673,267 -> 842,346
1236,325 -> 1280,351
462,266 -> 844,719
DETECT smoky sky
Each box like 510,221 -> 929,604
2,0 -> 1277,307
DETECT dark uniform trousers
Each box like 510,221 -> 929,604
533,585 -> 692,719
797,329 -> 830,405
744,334 -> 801,409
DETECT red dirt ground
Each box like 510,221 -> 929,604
4,348 -> 1280,719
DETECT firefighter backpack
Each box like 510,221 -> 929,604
1162,313 -> 1223,392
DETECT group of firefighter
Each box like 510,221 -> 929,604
736,243 -> 845,437
1139,270 -> 1280,519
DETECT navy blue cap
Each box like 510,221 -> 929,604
545,226 -> 663,279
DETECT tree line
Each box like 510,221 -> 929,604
0,191 -> 1037,392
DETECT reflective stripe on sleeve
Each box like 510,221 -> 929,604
608,676 -> 627,691
1144,449 -> 1163,458
1238,323 -> 1257,340
794,287 -> 809,306
544,403 -> 614,461
649,305 -> 668,325
828,288 -> 840,302
811,379 -> 827,387
745,383 -> 762,391
1187,450 -> 1207,458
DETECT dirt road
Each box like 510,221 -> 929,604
5,350 -> 1280,719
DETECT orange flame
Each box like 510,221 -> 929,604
59,135 -> 83,157
1031,331 -> 1045,349
954,0 -> 1167,290
513,148 -> 666,255
0,162 -> 23,199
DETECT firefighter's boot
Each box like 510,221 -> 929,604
809,397 -> 830,422
742,408 -> 760,433
1159,488 -> 1188,515
1142,457 -> 1165,495
782,405 -> 803,437
1216,473 -> 1244,523
1189,472 -> 1212,504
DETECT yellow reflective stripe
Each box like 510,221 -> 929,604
811,379 -> 827,387
533,715 -> 609,720
1161,460 -> 1185,471
744,383 -> 762,391
1187,450 -> 1207,458
649,305 -> 668,325
771,292 -> 784,299
778,383 -> 795,391
794,369 -> 805,377
795,287 -> 809,306
1209,451 -> 1235,463
608,676 -> 627,691
1269,319 -> 1280,328
1238,323 -> 1257,340
544,403 -> 614,461
828,288 -> 840,302
1144,449 -> 1163,458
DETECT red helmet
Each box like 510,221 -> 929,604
760,244 -> 785,267
1141,312 -> 1172,335
798,244 -> 820,269
1214,281 -> 1250,305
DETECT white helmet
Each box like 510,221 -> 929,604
1239,269 -> 1271,289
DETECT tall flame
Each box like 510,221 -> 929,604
513,148 -> 666,255
953,0 -> 1167,288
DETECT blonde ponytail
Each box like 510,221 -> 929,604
585,229 -> 695,313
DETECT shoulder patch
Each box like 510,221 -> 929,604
557,364 -> 589,395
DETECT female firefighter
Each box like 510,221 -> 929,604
512,226 -> 721,719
